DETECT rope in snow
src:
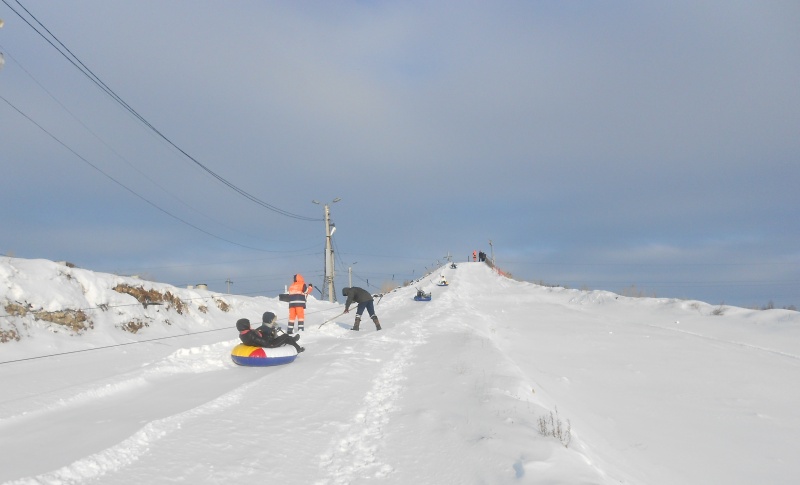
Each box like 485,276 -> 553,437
0,302 -> 354,365
0,326 -> 233,366
1,303 -> 351,366
0,296 -> 351,365
0,294 -> 337,321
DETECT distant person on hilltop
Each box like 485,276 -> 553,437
473,250 -> 477,262
236,312 -> 304,353
342,286 -> 381,331
286,274 -> 312,334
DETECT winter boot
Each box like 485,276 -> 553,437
351,315 -> 361,331
372,315 -> 382,331
299,320 -> 305,332
287,326 -> 294,335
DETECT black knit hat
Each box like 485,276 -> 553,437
236,318 -> 251,331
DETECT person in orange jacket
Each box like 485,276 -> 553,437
287,274 -> 312,334
473,250 -> 477,262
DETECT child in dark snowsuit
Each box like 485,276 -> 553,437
236,312 -> 304,353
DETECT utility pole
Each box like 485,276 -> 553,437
0,18 -> 5,73
489,239 -> 495,266
348,262 -> 357,287
225,278 -> 233,294
313,198 -> 341,302
324,204 -> 335,302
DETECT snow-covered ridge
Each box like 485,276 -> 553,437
0,256 -> 267,348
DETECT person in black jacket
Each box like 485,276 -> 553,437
236,312 -> 304,353
342,287 -> 381,331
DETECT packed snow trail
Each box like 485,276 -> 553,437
315,294 -> 433,484
0,341 -> 254,483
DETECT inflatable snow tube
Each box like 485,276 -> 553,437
414,295 -> 432,301
436,283 -> 448,287
231,344 -> 298,367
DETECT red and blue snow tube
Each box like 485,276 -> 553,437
231,344 -> 298,367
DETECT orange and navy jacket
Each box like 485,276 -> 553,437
288,274 -> 310,308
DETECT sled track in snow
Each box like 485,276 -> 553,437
2,342 -> 247,485
315,299 -> 445,484
641,322 -> 800,361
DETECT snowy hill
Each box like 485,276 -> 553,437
1,256 -> 799,484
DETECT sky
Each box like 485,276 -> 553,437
2,259 -> 800,484
0,1 -> 799,308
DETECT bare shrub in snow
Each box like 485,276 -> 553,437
5,302 -> 92,334
113,284 -> 186,314
537,406 -> 572,448
0,325 -> 20,342
214,299 -> 230,312
119,319 -> 149,334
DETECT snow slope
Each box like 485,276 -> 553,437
1,257 -> 799,484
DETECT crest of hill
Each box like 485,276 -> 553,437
2,255 -> 797,352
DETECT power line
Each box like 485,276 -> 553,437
0,327 -> 232,365
0,46 -> 279,244
2,0 -> 321,222
0,94 -> 291,253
